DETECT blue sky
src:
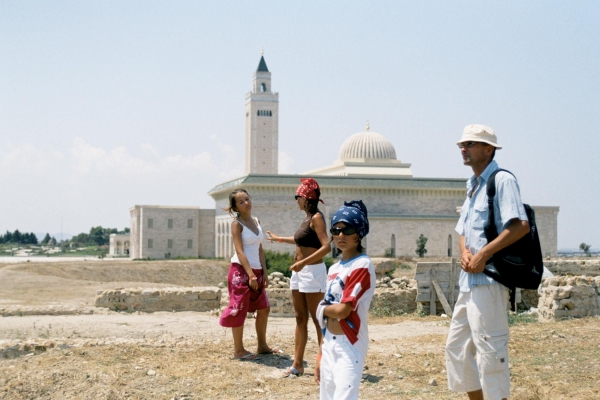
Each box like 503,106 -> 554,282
1,1 -> 598,249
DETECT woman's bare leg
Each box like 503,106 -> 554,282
232,325 -> 252,358
291,290 -> 308,371
305,292 -> 325,347
255,307 -> 271,353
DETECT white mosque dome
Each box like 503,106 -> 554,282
339,130 -> 397,161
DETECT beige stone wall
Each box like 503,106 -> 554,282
95,287 -> 221,312
209,177 -> 559,259
372,277 -> 418,313
545,259 -> 600,276
219,273 -> 419,318
130,206 -> 201,259
534,206 -> 559,257
538,276 -> 600,322
130,206 -> 215,259
212,185 -> 465,258
520,289 -> 540,308
370,218 -> 460,258
198,209 -> 216,258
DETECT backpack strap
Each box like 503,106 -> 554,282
486,168 -> 518,311
485,168 -> 516,240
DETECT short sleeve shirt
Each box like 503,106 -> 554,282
323,254 -> 376,356
455,160 -> 528,291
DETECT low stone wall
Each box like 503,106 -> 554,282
538,276 -> 600,322
545,259 -> 600,277
1,306 -> 96,317
372,276 -> 418,313
220,274 -> 419,318
371,258 -> 398,277
266,288 -> 295,317
520,289 -> 540,308
95,287 -> 221,312
220,272 -> 294,317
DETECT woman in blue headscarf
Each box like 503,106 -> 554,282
315,200 -> 376,400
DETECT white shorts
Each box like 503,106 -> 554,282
445,284 -> 510,400
290,262 -> 327,293
320,329 -> 364,400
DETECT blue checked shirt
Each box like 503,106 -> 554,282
456,160 -> 528,292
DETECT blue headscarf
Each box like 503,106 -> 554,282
331,200 -> 369,238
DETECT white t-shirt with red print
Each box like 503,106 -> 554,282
323,253 -> 376,356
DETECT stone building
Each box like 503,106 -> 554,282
128,206 -> 215,259
129,53 -> 559,260
108,233 -> 130,256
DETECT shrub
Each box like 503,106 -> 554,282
264,250 -> 294,278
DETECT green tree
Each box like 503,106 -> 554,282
41,233 -> 51,245
579,242 -> 592,257
416,234 -> 428,257
70,232 -> 89,246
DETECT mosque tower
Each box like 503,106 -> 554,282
244,50 -> 279,174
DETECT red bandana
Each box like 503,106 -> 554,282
296,178 -> 324,204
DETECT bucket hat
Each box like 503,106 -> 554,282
457,124 -> 502,149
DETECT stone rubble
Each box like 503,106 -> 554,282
538,275 -> 600,322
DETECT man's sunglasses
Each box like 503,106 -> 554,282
330,227 -> 357,236
457,141 -> 483,149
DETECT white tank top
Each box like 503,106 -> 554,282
230,217 -> 264,269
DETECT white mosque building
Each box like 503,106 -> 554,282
121,55 -> 559,260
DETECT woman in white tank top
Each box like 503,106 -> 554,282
219,189 -> 281,360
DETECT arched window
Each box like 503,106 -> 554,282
261,83 -> 266,92
448,234 -> 453,257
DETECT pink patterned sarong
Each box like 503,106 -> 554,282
219,263 -> 270,328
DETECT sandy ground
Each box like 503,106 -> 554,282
0,311 -> 449,349
1,259 -> 600,399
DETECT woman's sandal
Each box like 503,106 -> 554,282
258,347 -> 283,355
281,366 -> 304,378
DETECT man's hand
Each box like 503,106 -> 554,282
466,250 -> 487,273
263,275 -> 269,289
460,250 -> 473,272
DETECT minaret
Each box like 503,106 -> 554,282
244,49 -> 279,174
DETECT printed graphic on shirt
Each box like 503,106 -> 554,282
324,255 -> 373,345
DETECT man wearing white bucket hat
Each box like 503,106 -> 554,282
445,124 -> 530,400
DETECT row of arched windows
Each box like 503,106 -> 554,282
216,219 -> 234,258
257,110 -> 272,117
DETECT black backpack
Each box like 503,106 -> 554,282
482,169 -> 544,308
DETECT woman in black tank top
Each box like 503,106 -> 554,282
266,178 -> 331,378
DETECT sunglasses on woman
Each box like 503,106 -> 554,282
329,226 -> 357,236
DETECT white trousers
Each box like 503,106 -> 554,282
445,284 -> 510,400
320,330 -> 364,400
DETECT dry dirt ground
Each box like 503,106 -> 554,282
1,259 -> 600,399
